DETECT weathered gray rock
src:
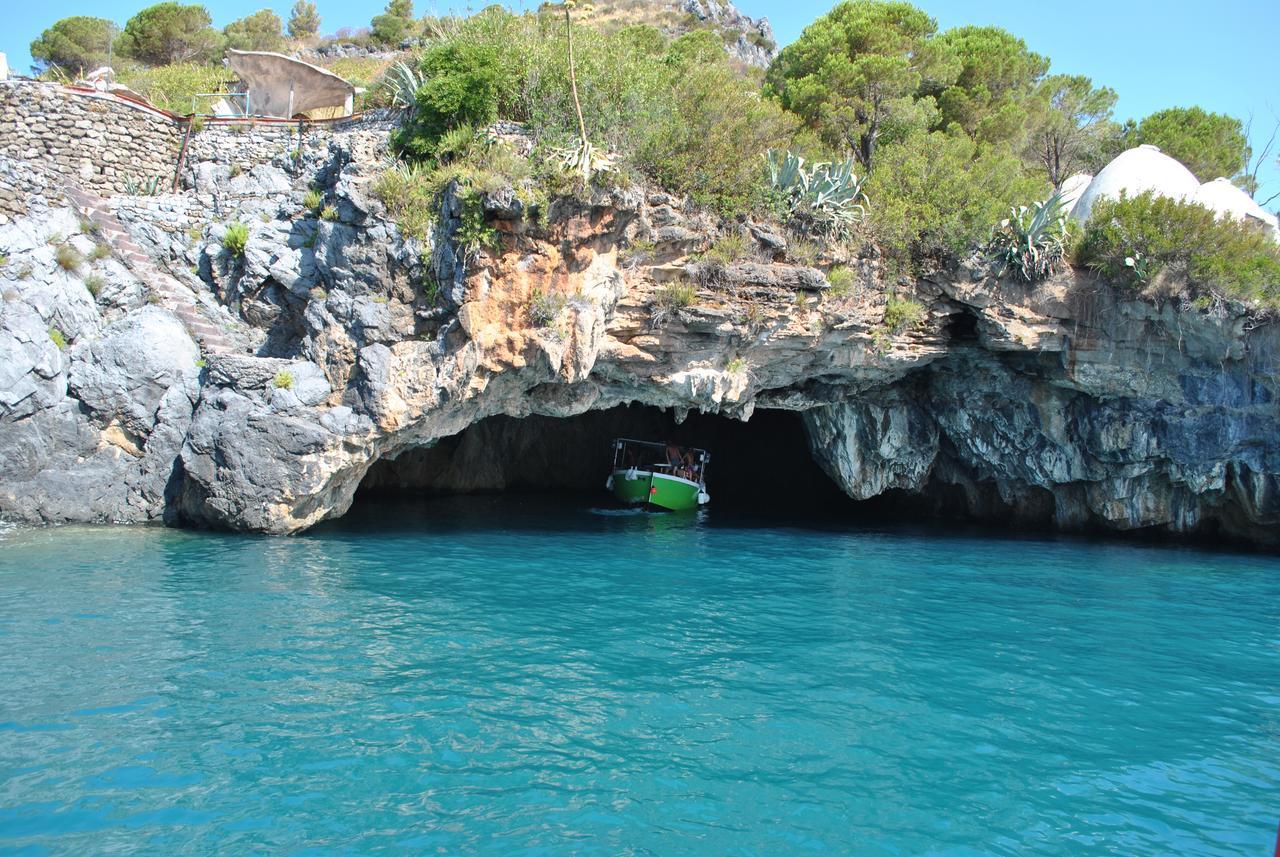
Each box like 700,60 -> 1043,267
2,113 -> 1278,549
69,306 -> 199,440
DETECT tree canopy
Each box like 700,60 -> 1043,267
765,0 -> 959,172
929,26 -> 1048,145
1025,74 -> 1118,187
1130,107 -> 1251,184
29,16 -> 118,75
287,0 -> 321,41
223,9 -> 284,52
371,0 -> 415,47
118,2 -> 222,65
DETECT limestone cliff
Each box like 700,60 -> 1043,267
0,116 -> 1277,546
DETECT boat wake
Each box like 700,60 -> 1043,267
587,507 -> 650,517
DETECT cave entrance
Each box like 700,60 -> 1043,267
356,405 -> 852,515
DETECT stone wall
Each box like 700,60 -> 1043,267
183,120 -> 304,173
0,81 -> 182,215
181,110 -> 400,183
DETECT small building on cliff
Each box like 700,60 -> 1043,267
1068,145 -> 1280,242
1070,145 -> 1201,224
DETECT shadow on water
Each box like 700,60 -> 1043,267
317,491 -> 1274,566
340,404 -> 1279,557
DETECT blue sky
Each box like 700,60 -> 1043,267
4,0 -> 1278,202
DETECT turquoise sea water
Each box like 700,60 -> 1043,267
0,497 -> 1277,855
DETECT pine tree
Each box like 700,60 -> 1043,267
287,0 -> 320,41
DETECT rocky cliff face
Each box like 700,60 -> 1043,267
594,0 -> 777,69
1,119 -> 1277,545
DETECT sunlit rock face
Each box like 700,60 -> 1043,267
2,124 -> 1278,546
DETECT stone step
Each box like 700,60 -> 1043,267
64,181 -> 235,356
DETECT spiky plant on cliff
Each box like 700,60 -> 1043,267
988,192 -> 1070,283
550,1 -> 615,183
766,150 -> 870,238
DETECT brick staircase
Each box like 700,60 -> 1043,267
64,185 -> 235,356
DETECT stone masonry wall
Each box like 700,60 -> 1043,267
0,81 -> 182,216
183,121 -> 305,173
181,109 -> 400,180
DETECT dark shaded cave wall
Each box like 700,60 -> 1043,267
359,405 -> 852,511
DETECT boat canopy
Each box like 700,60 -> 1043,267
611,438 -> 709,471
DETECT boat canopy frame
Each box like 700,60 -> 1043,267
611,438 -> 710,482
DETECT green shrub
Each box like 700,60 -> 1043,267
272,370 -> 293,390
89,243 -> 111,261
372,163 -> 438,241
827,265 -> 856,297
393,36 -> 519,159
765,150 -> 870,237
788,236 -> 820,266
883,294 -> 925,332
635,58 -> 799,214
320,205 -> 339,222
528,288 -> 567,327
1075,192 -> 1280,305
124,175 -> 163,196
222,221 -> 249,257
48,327 -> 68,350
988,192 -> 1071,283
54,243 -> 82,272
650,280 -> 697,327
389,7 -> 795,213
303,189 -> 323,211
456,192 -> 499,254
621,238 -> 656,266
84,274 -> 104,297
654,282 -> 696,310
699,232 -> 750,265
867,132 -> 1049,272
114,62 -> 236,114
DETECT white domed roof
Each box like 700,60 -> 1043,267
1058,173 -> 1093,216
1070,145 -> 1201,223
1193,177 -> 1280,234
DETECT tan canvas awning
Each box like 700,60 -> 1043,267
226,49 -> 356,119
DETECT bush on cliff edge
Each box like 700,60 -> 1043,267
1075,192 -> 1280,307
391,8 -> 796,215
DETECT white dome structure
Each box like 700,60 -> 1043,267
1193,177 -> 1280,239
1070,145 -> 1201,224
1057,173 -> 1093,217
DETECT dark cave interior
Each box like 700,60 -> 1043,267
357,404 -> 855,514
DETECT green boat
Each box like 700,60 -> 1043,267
606,438 -> 710,511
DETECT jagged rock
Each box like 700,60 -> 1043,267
68,306 -> 199,440
1,116 -> 1278,548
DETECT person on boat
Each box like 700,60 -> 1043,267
665,443 -> 684,473
684,450 -> 701,481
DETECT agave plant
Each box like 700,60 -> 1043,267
124,175 -> 163,196
989,192 -> 1071,283
766,149 -> 870,237
381,61 -> 422,112
552,138 -> 615,183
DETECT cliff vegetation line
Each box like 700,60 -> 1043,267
26,0 -> 1280,302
